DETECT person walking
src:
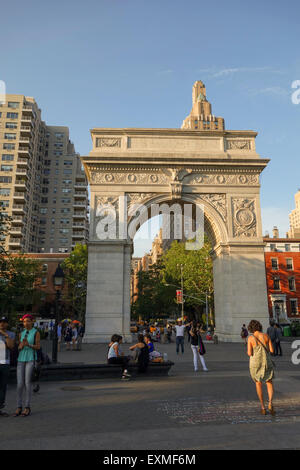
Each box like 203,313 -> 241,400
57,322 -> 62,352
108,335 -> 131,380
14,314 -> 40,417
77,322 -> 85,351
65,322 -> 72,351
267,320 -> 277,356
247,319 -> 275,416
275,323 -> 283,356
241,324 -> 249,345
0,316 -> 15,417
71,324 -> 78,351
189,321 -> 208,372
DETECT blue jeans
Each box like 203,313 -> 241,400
176,336 -> 184,354
17,361 -> 34,408
0,364 -> 10,409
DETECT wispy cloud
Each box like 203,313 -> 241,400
212,67 -> 272,77
157,69 -> 173,76
250,86 -> 289,96
198,66 -> 285,78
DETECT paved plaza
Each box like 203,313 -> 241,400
1,337 -> 300,450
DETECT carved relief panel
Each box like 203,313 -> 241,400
232,198 -> 257,237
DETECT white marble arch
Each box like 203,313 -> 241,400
82,126 -> 270,343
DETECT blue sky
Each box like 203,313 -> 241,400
1,0 -> 300,256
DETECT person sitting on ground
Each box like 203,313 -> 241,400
144,334 -> 162,360
107,334 -> 131,380
129,334 -> 149,372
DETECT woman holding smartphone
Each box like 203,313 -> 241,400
13,314 -> 40,417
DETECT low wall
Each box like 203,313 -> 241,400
8,361 -> 174,383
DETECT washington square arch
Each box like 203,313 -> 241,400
81,81 -> 270,343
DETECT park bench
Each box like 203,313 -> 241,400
8,360 -> 174,383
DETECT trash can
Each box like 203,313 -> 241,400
283,325 -> 291,337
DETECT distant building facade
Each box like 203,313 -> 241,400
0,95 -> 89,254
288,190 -> 300,238
264,235 -> 300,322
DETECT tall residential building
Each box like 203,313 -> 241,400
0,95 -> 89,253
38,126 -> 89,253
288,190 -> 300,238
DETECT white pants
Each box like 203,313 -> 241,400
191,345 -> 207,371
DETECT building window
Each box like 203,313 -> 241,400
271,258 -> 278,270
290,299 -> 298,315
7,102 -> 19,109
41,277 -> 47,286
2,154 -> 14,161
270,244 -> 276,251
273,277 -> 280,290
40,208 -> 48,214
41,197 -> 48,204
42,264 -> 48,272
6,122 -> 18,129
0,188 -> 10,196
55,133 -> 64,139
1,165 -> 13,172
286,258 -> 293,270
0,201 -> 9,208
58,248 -> 68,253
285,244 -> 291,252
4,133 -> 16,140
3,143 -> 15,150
64,161 -> 73,166
63,169 -> 72,175
0,176 -> 12,183
289,277 -> 296,291
61,198 -> 71,204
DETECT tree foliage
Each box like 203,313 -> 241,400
132,237 -> 214,323
0,254 -> 43,322
131,260 -> 176,321
61,244 -> 88,322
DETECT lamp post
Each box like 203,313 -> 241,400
52,264 -> 64,364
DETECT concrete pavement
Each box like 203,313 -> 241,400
1,337 -> 300,450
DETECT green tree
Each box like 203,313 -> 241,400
131,260 -> 176,321
1,255 -> 43,321
61,244 -> 88,322
162,237 -> 214,322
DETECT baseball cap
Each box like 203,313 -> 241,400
0,316 -> 8,323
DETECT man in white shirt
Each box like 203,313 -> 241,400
174,320 -> 186,355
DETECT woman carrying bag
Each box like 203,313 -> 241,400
190,321 -> 208,372
13,314 -> 40,417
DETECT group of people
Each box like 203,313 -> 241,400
0,311 -> 285,418
59,321 -> 85,351
241,320 -> 283,356
107,332 -> 164,380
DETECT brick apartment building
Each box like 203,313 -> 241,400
264,234 -> 300,323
